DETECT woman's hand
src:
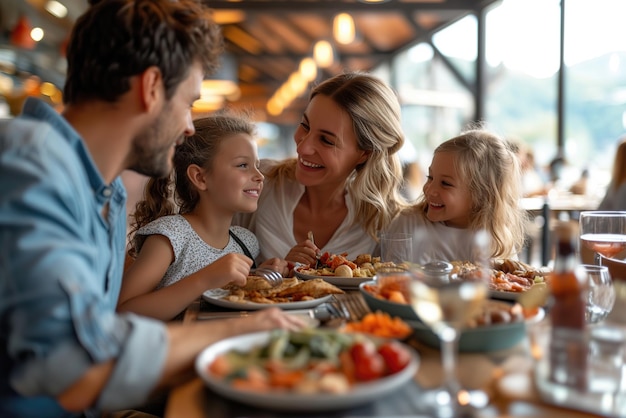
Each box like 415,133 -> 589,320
285,238 -> 319,267
200,253 -> 252,288
258,257 -> 290,277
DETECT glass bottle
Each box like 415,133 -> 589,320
548,221 -> 588,390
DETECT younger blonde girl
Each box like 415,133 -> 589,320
387,128 -> 527,263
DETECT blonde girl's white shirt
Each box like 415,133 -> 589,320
233,159 -> 377,262
385,209 -> 480,265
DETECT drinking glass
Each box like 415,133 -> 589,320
577,264 -> 616,324
379,232 -> 413,266
408,229 -> 491,417
579,211 -> 626,264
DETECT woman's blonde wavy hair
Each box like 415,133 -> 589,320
414,127 -> 528,258
265,72 -> 408,240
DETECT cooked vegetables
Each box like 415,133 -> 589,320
207,329 -> 412,394
343,311 -> 412,339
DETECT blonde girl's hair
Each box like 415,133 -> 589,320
415,128 -> 528,258
127,113 -> 256,256
265,72 -> 408,240
611,137 -> 626,190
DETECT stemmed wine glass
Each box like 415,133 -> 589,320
577,264 -> 616,324
579,211 -> 626,264
408,230 -> 491,417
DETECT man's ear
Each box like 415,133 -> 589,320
187,164 -> 208,191
140,66 -> 163,113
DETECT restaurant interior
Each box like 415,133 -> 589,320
2,0 -> 623,181
4,1 -> 623,174
5,1 -> 626,417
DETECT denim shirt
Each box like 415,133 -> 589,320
0,98 -> 168,417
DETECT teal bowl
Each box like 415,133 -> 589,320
359,280 -> 419,322
408,308 -> 545,353
360,279 -> 544,352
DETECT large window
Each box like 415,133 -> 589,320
482,0 -> 561,183
564,0 -> 626,195
389,0 -> 626,197
393,17 -> 476,169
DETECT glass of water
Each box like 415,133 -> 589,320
577,264 -> 616,323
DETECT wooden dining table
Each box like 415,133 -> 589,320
163,295 -> 608,418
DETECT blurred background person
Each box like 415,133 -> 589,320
400,160 -> 425,202
598,137 -> 626,210
508,138 -> 547,197
569,167 -> 589,195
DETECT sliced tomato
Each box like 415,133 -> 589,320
319,251 -> 332,266
353,352 -> 385,381
377,341 -> 411,374
349,340 -> 376,362
350,341 -> 384,381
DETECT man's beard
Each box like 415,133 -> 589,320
129,108 -> 178,178
130,141 -> 173,178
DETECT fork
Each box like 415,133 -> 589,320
251,267 -> 283,287
332,292 -> 372,321
307,231 -> 321,269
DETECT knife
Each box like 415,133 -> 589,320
197,305 -> 334,321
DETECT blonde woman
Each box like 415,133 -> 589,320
387,128 -> 528,263
234,72 -> 408,266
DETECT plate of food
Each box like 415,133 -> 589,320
195,329 -> 419,411
293,252 -> 400,289
452,259 -> 550,301
488,283 -> 546,301
202,276 -> 343,310
293,266 -> 373,290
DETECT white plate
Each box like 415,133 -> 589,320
489,282 -> 548,301
195,331 -> 420,412
202,288 -> 332,310
293,266 -> 372,290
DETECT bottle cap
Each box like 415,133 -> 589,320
554,220 -> 576,242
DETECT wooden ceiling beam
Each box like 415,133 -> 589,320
226,49 -> 393,61
204,0 -> 488,13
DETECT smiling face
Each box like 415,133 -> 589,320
131,62 -> 203,178
422,151 -> 473,228
293,94 -> 369,188
204,132 -> 264,213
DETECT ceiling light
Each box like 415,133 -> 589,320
357,0 -> 392,3
202,53 -> 239,97
313,40 -> 334,69
201,79 -> 239,97
266,98 -> 283,116
193,95 -> 225,112
288,72 -> 307,96
333,13 -> 355,45
299,57 -> 317,82
45,1 -> 68,19
211,10 -> 245,24
30,28 -> 44,42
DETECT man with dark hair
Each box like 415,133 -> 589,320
0,1 -> 302,417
